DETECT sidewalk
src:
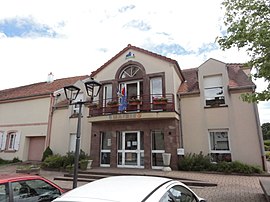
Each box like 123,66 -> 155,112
0,164 -> 267,202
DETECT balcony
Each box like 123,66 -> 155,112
88,94 -> 175,117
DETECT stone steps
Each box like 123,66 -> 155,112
54,170 -> 217,187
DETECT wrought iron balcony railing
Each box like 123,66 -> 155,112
88,94 -> 175,117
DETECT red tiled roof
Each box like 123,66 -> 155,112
0,75 -> 89,102
91,44 -> 185,80
178,64 -> 255,95
178,68 -> 199,95
226,63 -> 254,89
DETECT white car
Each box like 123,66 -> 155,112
53,175 -> 206,202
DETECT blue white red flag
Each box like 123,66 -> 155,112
118,86 -> 127,112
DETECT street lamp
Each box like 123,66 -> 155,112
64,78 -> 101,188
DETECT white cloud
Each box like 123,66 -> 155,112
0,0 -> 269,123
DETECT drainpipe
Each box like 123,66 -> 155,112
253,101 -> 267,171
177,93 -> 184,148
46,93 -> 55,148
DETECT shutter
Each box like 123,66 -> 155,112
203,75 -> 222,88
14,132 -> 21,151
0,132 -> 7,151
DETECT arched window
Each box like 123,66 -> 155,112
120,65 -> 143,79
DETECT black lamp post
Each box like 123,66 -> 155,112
64,78 -> 101,188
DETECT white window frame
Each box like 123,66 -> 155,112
100,132 -> 111,167
150,77 -> 162,100
73,93 -> 84,114
0,131 -> 6,151
203,75 -> 225,107
103,84 -> 112,107
6,131 -> 20,151
69,133 -> 76,152
117,131 -> 144,168
208,129 -> 231,154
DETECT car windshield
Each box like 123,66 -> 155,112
12,179 -> 61,202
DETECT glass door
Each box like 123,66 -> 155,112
118,131 -> 144,168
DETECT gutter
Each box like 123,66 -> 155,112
177,93 -> 184,148
46,93 -> 55,148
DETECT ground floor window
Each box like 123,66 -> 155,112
69,133 -> 76,152
209,130 -> 231,162
1,131 -> 21,151
101,132 -> 111,167
151,130 -> 165,168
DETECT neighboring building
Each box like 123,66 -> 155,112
179,59 -> 265,169
87,44 -> 266,170
0,75 -> 89,161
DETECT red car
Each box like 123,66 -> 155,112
0,174 -> 65,202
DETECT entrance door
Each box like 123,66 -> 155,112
118,131 -> 144,168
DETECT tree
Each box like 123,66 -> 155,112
217,0 -> 270,102
261,122 -> 270,140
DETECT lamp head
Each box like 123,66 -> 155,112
84,78 -> 102,101
64,85 -> 81,103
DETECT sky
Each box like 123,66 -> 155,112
0,0 -> 269,124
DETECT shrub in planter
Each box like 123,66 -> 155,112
62,152 -> 75,169
42,154 -> 63,169
42,146 -> 53,161
79,159 -> 89,170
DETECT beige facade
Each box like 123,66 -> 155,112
180,59 -> 265,169
0,45 -> 265,171
0,75 -> 89,161
49,80 -> 92,156
0,96 -> 51,161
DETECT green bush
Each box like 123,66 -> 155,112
266,151 -> 270,160
42,154 -> 63,169
178,153 -> 262,174
42,149 -> 90,170
11,157 -> 22,163
62,152 -> 75,168
264,140 -> 270,147
0,158 -> 10,165
265,145 -> 270,151
178,152 -> 212,171
42,146 -> 53,161
79,149 -> 90,160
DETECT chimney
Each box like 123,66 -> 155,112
47,72 -> 54,83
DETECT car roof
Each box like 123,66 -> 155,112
56,176 -> 173,202
0,174 -> 44,183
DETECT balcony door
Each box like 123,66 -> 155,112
119,81 -> 142,100
118,131 -> 144,168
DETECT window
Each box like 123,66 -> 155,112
0,131 -> 6,151
5,132 -> 20,151
103,84 -> 112,107
159,185 -> 198,202
209,130 -> 231,162
69,133 -> 76,152
204,75 -> 225,107
73,93 -> 84,114
101,132 -> 111,166
151,130 -> 165,167
120,65 -> 142,78
150,77 -> 162,98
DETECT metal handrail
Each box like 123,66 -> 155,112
88,94 -> 175,117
